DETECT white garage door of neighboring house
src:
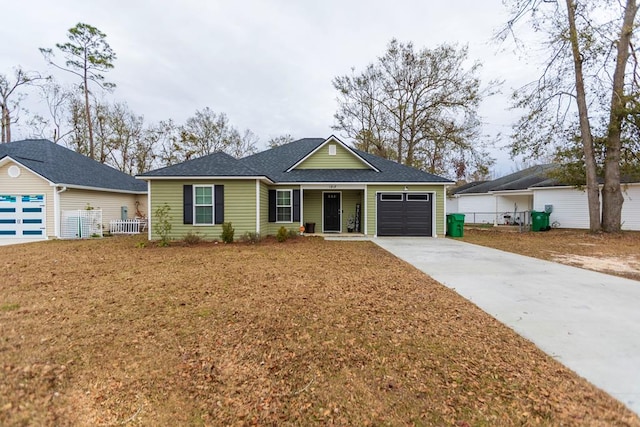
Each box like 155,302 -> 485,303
0,195 -> 46,238
377,192 -> 433,236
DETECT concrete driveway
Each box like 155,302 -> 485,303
0,238 -> 43,247
373,237 -> 640,416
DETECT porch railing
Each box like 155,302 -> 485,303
109,219 -> 145,235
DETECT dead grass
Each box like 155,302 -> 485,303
461,227 -> 640,281
1,236 -> 638,426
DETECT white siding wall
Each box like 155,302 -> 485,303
60,189 -> 146,231
0,161 -> 55,238
533,185 -> 640,231
446,197 -> 458,214
622,184 -> 640,230
457,194 -> 496,224
533,188 -> 589,229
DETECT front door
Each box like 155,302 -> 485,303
323,192 -> 341,232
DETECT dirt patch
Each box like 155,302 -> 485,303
552,254 -> 640,276
0,236 -> 638,425
462,228 -> 640,281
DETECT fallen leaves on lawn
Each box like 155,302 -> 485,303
0,235 -> 638,425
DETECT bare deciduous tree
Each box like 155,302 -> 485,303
0,68 -> 45,142
267,134 -> 295,148
177,107 -> 258,160
333,39 -> 497,180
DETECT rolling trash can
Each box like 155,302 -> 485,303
446,213 -> 465,238
530,210 -> 551,232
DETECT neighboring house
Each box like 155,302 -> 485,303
0,139 -> 148,240
449,164 -> 640,230
446,180 -> 487,215
530,180 -> 640,230
138,135 -> 453,239
450,165 -> 555,225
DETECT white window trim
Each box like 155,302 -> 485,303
276,189 -> 293,223
380,193 -> 404,201
193,185 -> 215,226
406,193 -> 430,202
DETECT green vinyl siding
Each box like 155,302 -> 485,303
341,190 -> 364,232
301,190 -> 322,231
366,184 -> 446,236
149,179 -> 256,240
296,143 -> 370,169
259,182 -> 269,236
263,185 -> 300,236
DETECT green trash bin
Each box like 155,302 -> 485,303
530,210 -> 551,232
446,213 -> 465,237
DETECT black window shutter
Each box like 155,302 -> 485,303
293,190 -> 300,222
268,190 -> 276,222
214,185 -> 224,224
183,185 -> 193,224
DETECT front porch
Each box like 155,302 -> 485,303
303,232 -> 371,241
300,186 -> 365,234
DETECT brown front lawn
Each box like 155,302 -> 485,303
1,236 -> 638,425
461,227 -> 640,281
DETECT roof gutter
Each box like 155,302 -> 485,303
136,175 -> 275,184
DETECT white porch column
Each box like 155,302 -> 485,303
300,185 -> 304,227
363,186 -> 368,236
255,179 -> 260,234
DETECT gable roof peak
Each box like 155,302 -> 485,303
285,135 -> 379,172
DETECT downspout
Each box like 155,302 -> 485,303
255,180 -> 260,235
147,180 -> 152,241
300,185 -> 304,230
54,186 -> 67,238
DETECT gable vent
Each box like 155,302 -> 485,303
328,144 -> 337,155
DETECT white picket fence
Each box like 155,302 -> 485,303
109,218 -> 146,235
61,210 -> 103,239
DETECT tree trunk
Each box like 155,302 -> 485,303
566,0 -> 601,232
2,107 -> 11,143
84,83 -> 94,159
5,110 -> 10,142
602,0 -> 638,232
1,105 -> 7,143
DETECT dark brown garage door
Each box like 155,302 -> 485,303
377,192 -> 433,236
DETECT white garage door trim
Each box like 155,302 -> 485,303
376,191 -> 434,237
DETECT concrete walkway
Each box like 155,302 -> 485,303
373,237 -> 640,416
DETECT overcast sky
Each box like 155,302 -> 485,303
1,0 -> 537,175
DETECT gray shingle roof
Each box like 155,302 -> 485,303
456,165 -> 556,194
0,139 -> 147,193
449,181 -> 488,195
139,151 -> 262,177
239,138 -> 453,183
138,137 -> 453,184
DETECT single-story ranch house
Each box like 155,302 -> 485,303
0,139 -> 148,241
138,135 -> 453,239
448,164 -> 640,230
